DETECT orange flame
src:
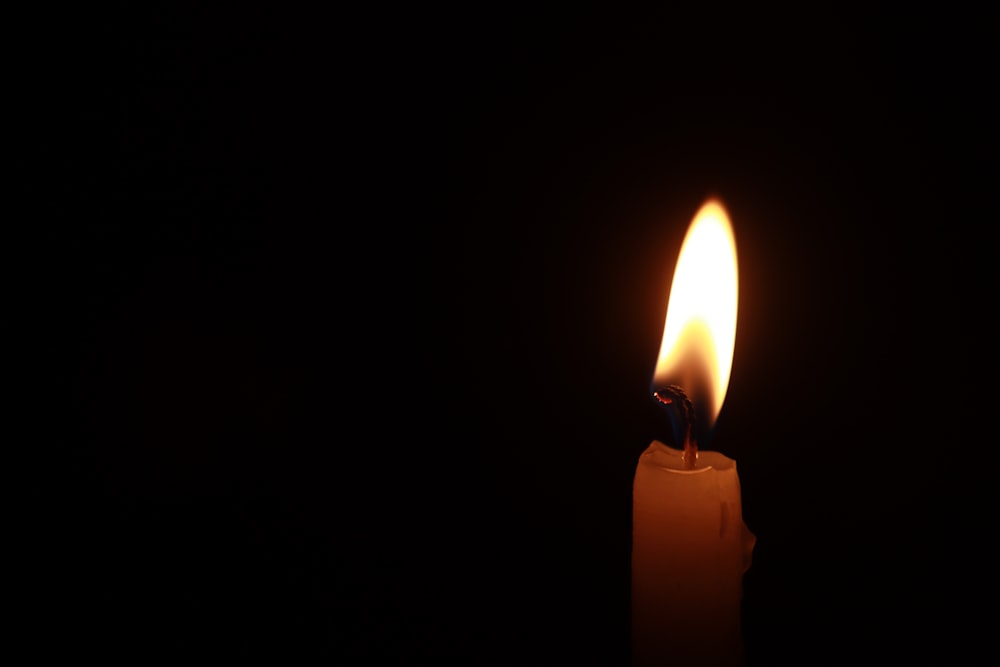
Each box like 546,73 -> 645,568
653,199 -> 738,429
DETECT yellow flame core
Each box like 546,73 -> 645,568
653,199 -> 738,427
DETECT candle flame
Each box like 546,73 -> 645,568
653,199 -> 738,430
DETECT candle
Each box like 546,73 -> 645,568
631,199 -> 755,667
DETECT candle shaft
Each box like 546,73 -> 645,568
632,441 -> 754,667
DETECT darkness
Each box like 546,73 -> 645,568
25,4 -> 996,664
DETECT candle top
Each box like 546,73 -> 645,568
643,440 -> 735,474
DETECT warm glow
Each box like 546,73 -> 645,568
653,199 -> 738,427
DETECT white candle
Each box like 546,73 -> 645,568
631,199 -> 755,667
632,442 -> 754,666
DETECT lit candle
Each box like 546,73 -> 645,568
631,199 -> 755,667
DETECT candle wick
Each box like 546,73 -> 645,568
653,384 -> 698,468
683,434 -> 698,469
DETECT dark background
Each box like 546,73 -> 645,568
28,4 -> 995,664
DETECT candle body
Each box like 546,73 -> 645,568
632,440 -> 755,667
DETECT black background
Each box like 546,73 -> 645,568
28,4 -> 996,664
